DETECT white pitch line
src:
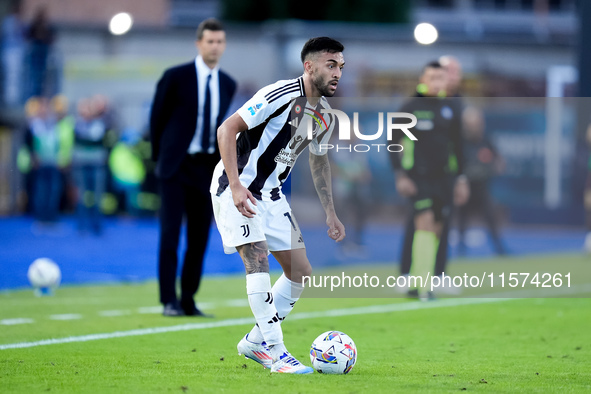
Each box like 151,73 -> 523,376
223,299 -> 250,307
136,299 -> 249,314
0,318 -> 35,326
98,310 -> 131,317
1,284 -> 589,351
1,299 -> 250,326
137,306 -> 162,314
49,314 -> 82,321
0,297 -> 508,351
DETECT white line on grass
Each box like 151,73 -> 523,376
3,298 -> 503,350
98,310 -> 131,317
137,306 -> 163,314
135,299 -> 249,315
49,314 -> 82,320
0,318 -> 35,325
0,299 -> 250,326
2,284 -> 589,351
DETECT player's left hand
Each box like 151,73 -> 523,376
326,214 -> 346,242
454,176 -> 470,206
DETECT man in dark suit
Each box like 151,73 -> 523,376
150,18 -> 237,316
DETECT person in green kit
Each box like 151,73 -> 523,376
390,60 -> 469,300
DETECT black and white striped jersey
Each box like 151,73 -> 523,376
212,76 -> 335,201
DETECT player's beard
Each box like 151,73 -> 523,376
312,74 -> 336,97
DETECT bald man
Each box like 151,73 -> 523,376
439,55 -> 463,97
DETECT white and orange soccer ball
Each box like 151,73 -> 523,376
310,331 -> 357,374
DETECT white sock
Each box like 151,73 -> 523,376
247,274 -> 305,344
246,273 -> 283,346
272,274 -> 305,319
269,343 -> 288,361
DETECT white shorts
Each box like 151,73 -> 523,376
211,189 -> 306,254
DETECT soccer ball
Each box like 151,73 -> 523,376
310,331 -> 357,374
27,258 -> 61,290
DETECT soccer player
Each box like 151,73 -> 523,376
211,37 -> 346,374
391,60 -> 469,300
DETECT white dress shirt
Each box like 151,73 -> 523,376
188,55 -> 220,154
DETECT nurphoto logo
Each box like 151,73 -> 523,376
306,109 -> 418,153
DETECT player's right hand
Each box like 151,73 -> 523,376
396,175 -> 417,197
231,184 -> 257,218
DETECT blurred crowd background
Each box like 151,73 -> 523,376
0,0 -> 590,287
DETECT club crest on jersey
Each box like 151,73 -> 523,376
241,224 -> 250,237
247,103 -> 263,116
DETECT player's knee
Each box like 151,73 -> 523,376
415,210 -> 435,231
301,263 -> 312,279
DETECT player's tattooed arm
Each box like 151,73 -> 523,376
310,152 -> 346,242
237,241 -> 270,274
309,152 -> 335,215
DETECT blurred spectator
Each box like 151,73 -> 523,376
24,96 -> 61,222
584,124 -> 591,253
457,107 -> 507,256
109,128 -> 146,216
52,95 -> 74,168
51,94 -> 75,210
72,95 -> 115,235
1,0 -> 25,107
330,134 -> 371,257
25,5 -> 55,99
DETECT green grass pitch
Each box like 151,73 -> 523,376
1,254 -> 590,393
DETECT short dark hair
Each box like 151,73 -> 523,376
196,18 -> 224,40
300,37 -> 344,63
422,60 -> 443,74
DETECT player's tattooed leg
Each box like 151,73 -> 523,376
237,241 -> 270,274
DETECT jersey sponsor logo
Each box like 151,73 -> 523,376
247,103 -> 263,116
274,148 -> 297,166
241,224 -> 250,237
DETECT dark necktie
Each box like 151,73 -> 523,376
201,73 -> 212,152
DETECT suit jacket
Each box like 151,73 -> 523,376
150,61 -> 237,179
